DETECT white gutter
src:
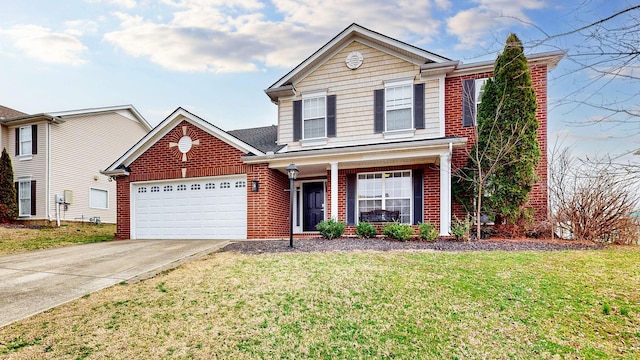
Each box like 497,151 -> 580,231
242,137 -> 467,164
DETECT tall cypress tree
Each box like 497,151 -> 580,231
478,33 -> 540,224
453,33 -> 540,238
0,148 -> 18,222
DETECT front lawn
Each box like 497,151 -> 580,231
0,223 -> 115,255
1,247 -> 639,359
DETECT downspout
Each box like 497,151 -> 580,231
47,122 -> 52,222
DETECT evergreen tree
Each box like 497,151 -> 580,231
480,33 -> 539,224
0,148 -> 18,222
453,33 -> 540,238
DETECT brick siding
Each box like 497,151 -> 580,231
115,120 -> 289,239
445,65 -> 549,222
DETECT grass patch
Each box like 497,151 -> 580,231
0,223 -> 115,255
0,247 -> 638,358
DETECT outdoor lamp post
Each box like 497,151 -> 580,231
286,163 -> 299,248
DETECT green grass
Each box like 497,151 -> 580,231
0,247 -> 639,359
0,223 -> 115,255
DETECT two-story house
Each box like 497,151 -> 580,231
0,105 -> 152,224
104,24 -> 563,240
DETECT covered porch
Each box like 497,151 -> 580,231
242,137 -> 466,236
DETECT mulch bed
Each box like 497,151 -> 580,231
220,237 -> 605,254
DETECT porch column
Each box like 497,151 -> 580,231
439,151 -> 451,235
330,162 -> 338,220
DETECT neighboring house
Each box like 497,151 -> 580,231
0,105 -> 27,121
104,24 -> 564,240
0,106 -> 152,224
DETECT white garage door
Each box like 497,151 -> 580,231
132,175 -> 247,239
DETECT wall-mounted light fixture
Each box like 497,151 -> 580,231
252,180 -> 260,192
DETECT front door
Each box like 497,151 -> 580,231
303,182 -> 324,231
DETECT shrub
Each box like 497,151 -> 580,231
418,222 -> 439,242
451,216 -> 471,241
316,218 -> 346,240
382,222 -> 414,242
355,222 -> 377,239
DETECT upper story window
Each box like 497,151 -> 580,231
16,125 -> 37,158
292,92 -> 337,143
385,83 -> 413,131
374,80 -> 424,136
462,77 -> 489,127
302,95 -> 326,139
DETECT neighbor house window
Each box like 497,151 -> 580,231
302,95 -> 326,139
357,171 -> 412,223
19,126 -> 32,155
90,188 -> 108,209
18,180 -> 32,216
385,82 -> 413,131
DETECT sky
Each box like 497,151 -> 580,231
0,0 -> 638,164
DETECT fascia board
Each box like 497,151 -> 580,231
449,50 -> 567,77
47,105 -> 152,131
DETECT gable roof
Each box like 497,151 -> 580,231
103,107 -> 267,176
265,23 -> 451,101
0,105 -> 27,120
0,105 -> 152,130
228,125 -> 283,154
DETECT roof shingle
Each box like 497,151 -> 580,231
228,125 -> 282,154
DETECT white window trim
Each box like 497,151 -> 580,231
18,177 -> 32,217
383,78 -> 414,133
301,90 -> 328,141
474,78 -> 488,123
300,138 -> 328,147
89,188 -> 109,209
356,170 -> 413,224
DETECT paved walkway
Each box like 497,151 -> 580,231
0,239 -> 230,327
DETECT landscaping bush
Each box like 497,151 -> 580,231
355,222 -> 377,238
316,218 -> 346,240
451,216 -> 471,241
382,222 -> 414,242
418,222 -> 439,242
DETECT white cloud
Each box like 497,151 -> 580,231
103,0 -> 448,73
446,0 -> 546,49
0,25 -> 88,65
105,12 -> 265,72
86,0 -> 137,8
64,20 -> 99,37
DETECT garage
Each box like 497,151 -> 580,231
132,175 -> 247,240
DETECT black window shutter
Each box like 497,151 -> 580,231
30,180 -> 36,215
346,174 -> 356,225
414,84 -> 425,129
31,125 -> 37,155
293,100 -> 302,141
15,182 -> 18,204
412,169 -> 423,225
373,89 -> 384,133
462,79 -> 475,127
15,128 -> 19,156
326,95 -> 336,137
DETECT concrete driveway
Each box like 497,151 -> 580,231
0,239 -> 230,327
